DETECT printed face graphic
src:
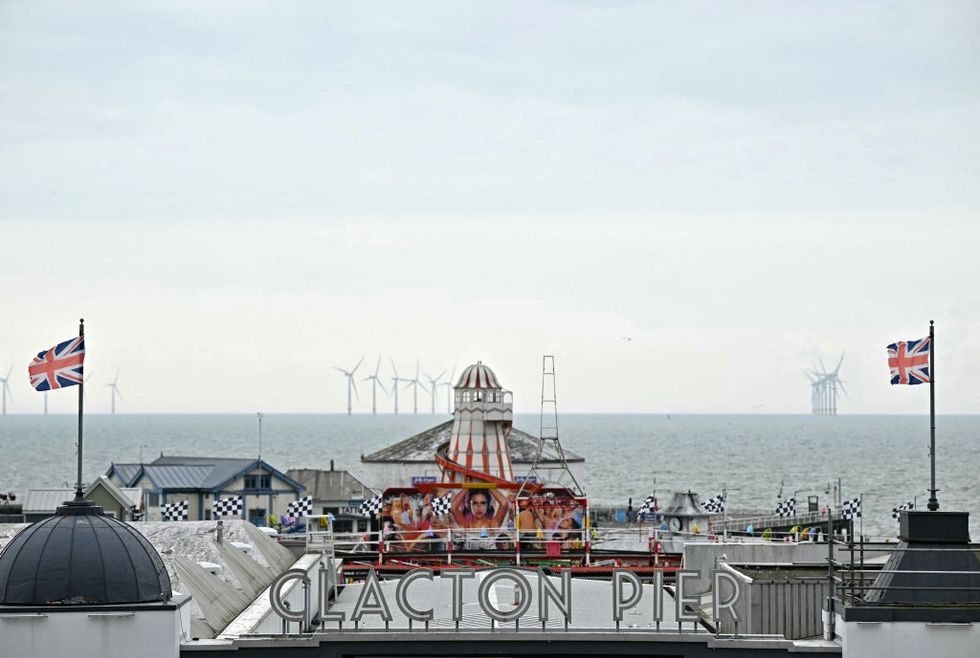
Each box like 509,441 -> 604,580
470,494 -> 489,518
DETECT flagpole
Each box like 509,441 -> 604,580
928,320 -> 938,511
75,317 -> 85,500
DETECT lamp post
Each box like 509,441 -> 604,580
257,413 -> 264,461
256,412 -> 265,527
721,486 -> 741,542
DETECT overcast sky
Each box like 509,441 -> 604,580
1,1 -> 978,414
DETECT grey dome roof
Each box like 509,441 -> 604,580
0,499 -> 172,606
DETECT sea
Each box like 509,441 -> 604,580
1,413 -> 977,539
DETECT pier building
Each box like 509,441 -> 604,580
106,455 -> 303,525
285,465 -> 375,534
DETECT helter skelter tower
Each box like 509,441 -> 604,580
438,361 -> 515,484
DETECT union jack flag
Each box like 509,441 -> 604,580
887,337 -> 930,385
28,336 -> 85,391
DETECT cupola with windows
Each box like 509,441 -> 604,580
441,361 -> 514,484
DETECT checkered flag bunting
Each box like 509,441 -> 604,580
776,497 -> 796,517
892,500 -> 914,519
637,493 -> 657,515
162,500 -> 188,521
212,495 -> 243,518
359,494 -> 383,517
287,495 -> 313,518
432,493 -> 453,518
842,497 -> 862,520
704,495 -> 725,513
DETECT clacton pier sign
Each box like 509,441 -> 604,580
269,565 -> 743,631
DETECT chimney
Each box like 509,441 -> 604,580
330,459 -> 334,471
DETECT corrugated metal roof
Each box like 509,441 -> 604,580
141,456 -> 257,488
22,489 -> 74,513
110,456 -> 302,492
110,463 -> 143,486
286,468 -> 375,501
143,464 -> 216,489
362,421 -> 584,464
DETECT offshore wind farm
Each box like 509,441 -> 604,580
334,355 -> 457,415
2,3 -> 978,657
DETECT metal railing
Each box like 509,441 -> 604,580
709,510 -> 840,535
302,522 -> 841,568
830,540 -> 980,607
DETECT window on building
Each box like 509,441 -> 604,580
248,508 -> 267,527
148,492 -> 160,507
244,474 -> 272,490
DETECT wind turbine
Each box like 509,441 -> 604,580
805,372 -> 818,415
334,357 -> 364,415
106,369 -> 122,415
424,370 -> 445,414
440,365 -> 457,414
403,360 -> 425,414
389,358 -> 402,414
0,365 -> 12,415
829,352 -> 846,415
363,354 -> 389,415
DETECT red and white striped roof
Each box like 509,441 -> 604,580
455,362 -> 501,389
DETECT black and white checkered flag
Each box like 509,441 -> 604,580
359,494 -> 383,517
212,495 -> 243,518
842,497 -> 862,520
704,495 -> 725,513
162,500 -> 188,521
776,497 -> 796,517
637,493 -> 656,515
892,500 -> 914,519
287,495 -> 313,518
432,493 -> 453,518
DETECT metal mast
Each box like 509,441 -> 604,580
518,355 -> 585,497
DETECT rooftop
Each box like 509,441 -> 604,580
285,468 -> 375,501
361,420 -> 585,464
108,455 -> 303,492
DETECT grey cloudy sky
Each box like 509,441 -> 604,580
1,1 -> 978,414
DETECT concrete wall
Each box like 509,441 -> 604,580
689,542 -> 834,640
0,597 -> 191,658
841,620 -> 980,658
219,553 -> 325,638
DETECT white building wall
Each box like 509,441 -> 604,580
841,620 -> 980,658
218,474 -> 297,520
0,601 -> 190,658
